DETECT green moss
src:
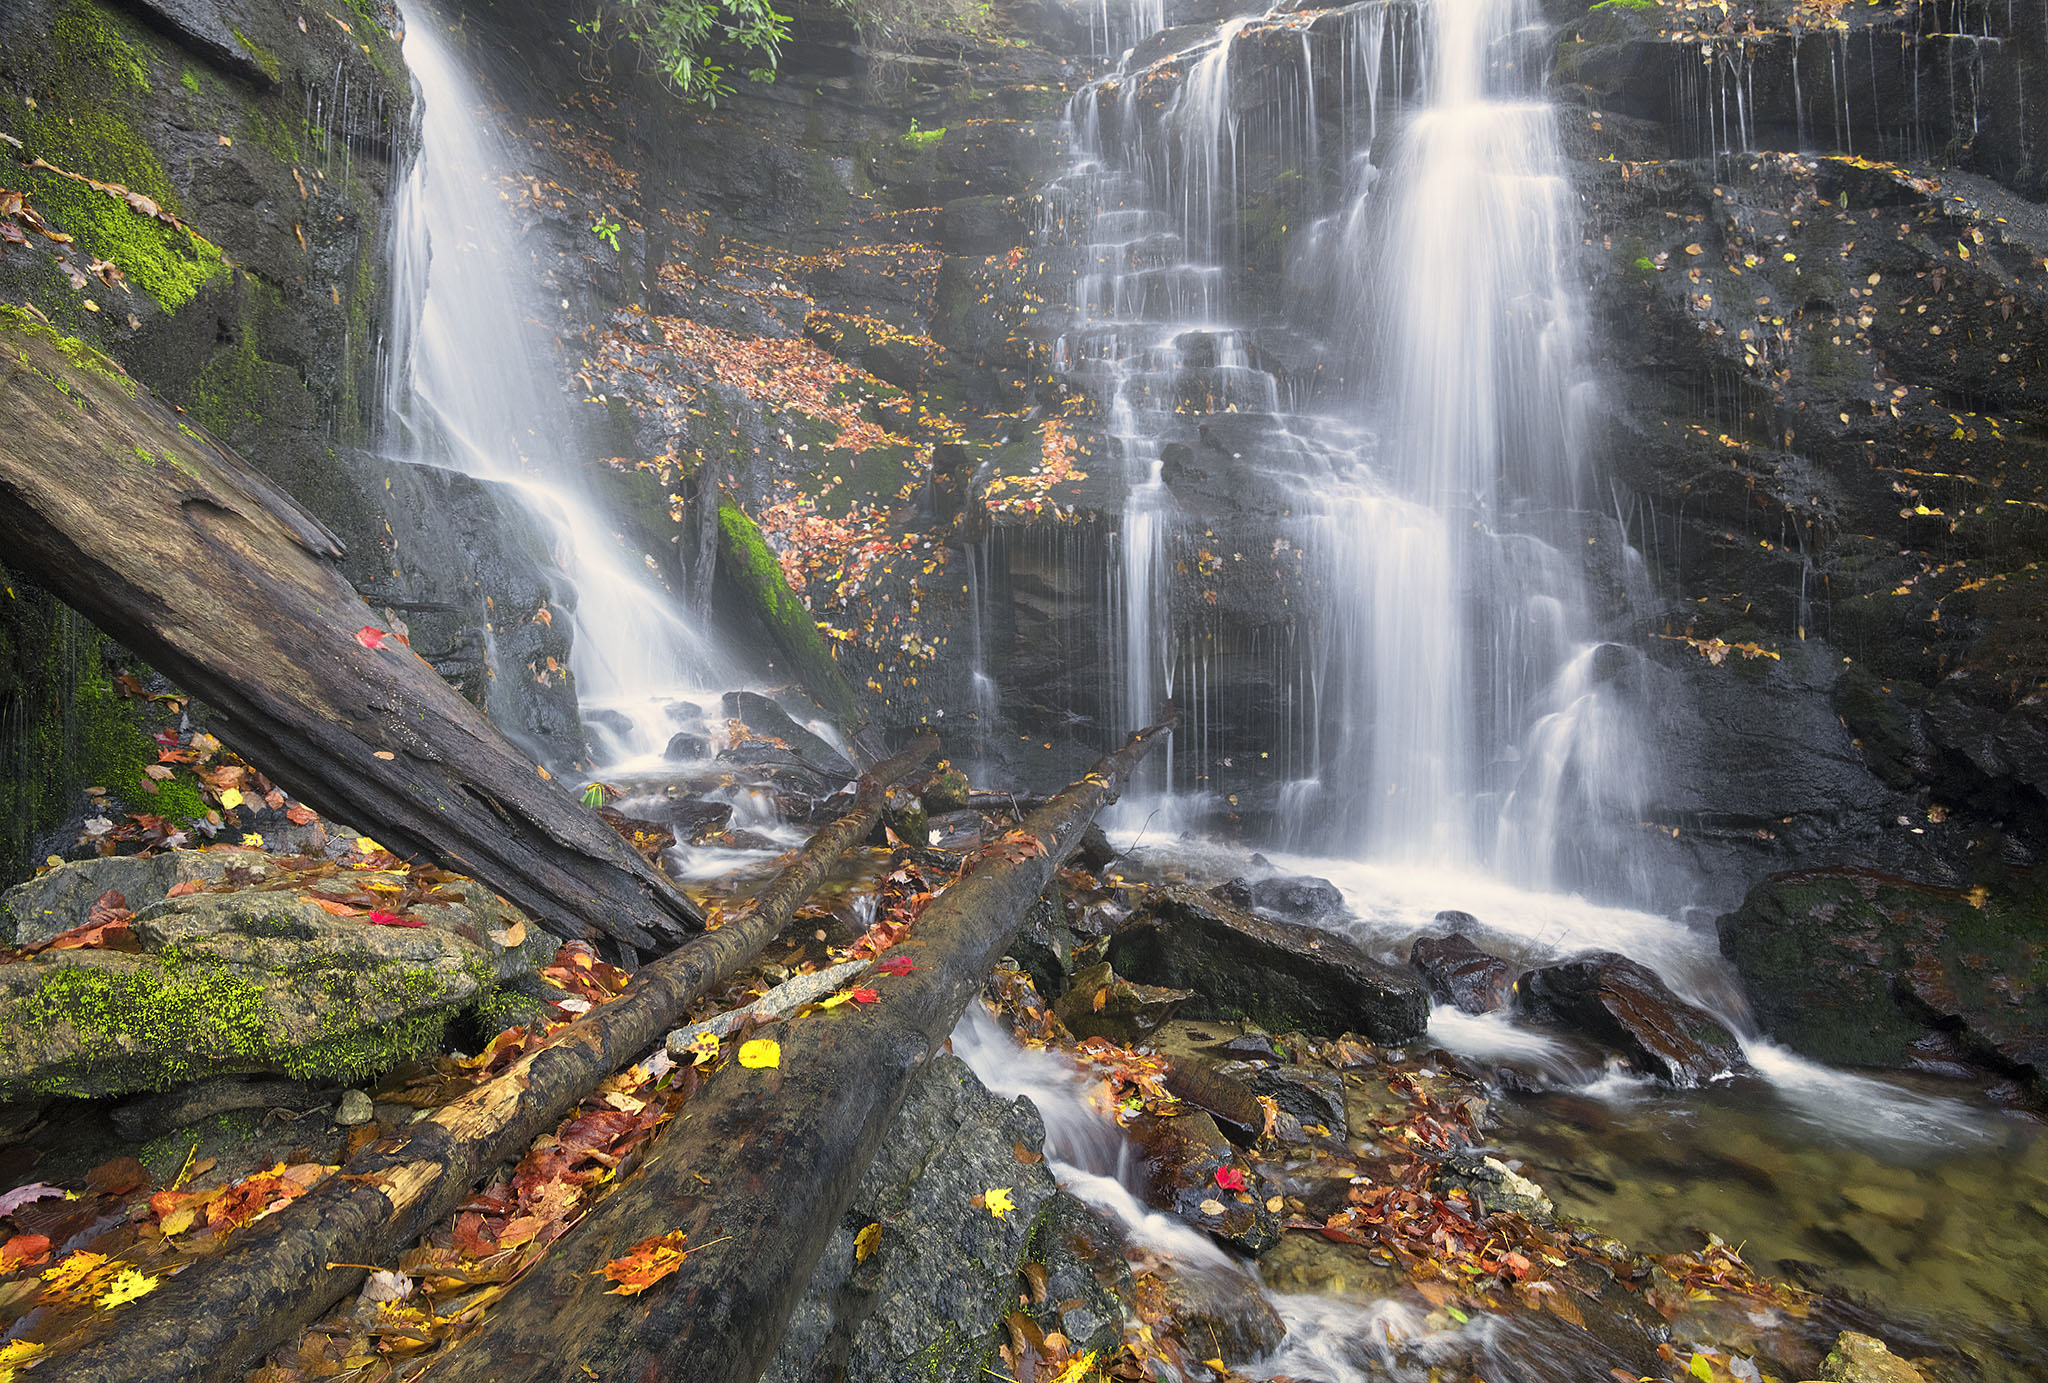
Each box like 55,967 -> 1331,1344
190,280 -> 292,437
716,501 -> 864,730
901,125 -> 947,147
180,68 -> 200,96
1590,0 -> 1658,10
53,1 -> 150,96
0,304 -> 133,392
230,28 -> 283,85
19,959 -> 271,1094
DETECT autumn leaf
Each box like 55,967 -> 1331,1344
366,910 -> 426,929
285,802 -> 317,826
600,1230 -> 695,1296
849,986 -> 878,1004
97,1267 -> 159,1308
874,955 -> 914,977
854,1222 -> 881,1262
685,1030 -> 721,1066
488,919 -> 527,947
738,1039 -> 780,1069
1213,1167 -> 1247,1192
355,626 -> 390,650
218,787 -> 245,810
0,1234 -> 50,1272
41,1250 -> 108,1293
308,897 -> 366,917
165,879 -> 206,898
982,1187 -> 1014,1220
1051,1352 -> 1097,1383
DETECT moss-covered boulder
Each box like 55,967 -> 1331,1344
1718,870 -> 2048,1098
0,850 -> 554,1099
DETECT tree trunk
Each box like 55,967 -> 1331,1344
0,310 -> 700,950
53,734 -> 935,1383
431,725 -> 1167,1383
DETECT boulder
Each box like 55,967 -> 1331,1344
1246,874 -> 1346,919
1054,961 -> 1193,1043
1150,1259 -> 1286,1365
1515,952 -> 1744,1088
0,852 -> 553,1100
1718,871 -> 2048,1095
1238,1064 -> 1346,1140
759,1053 -> 1061,1383
1109,886 -> 1428,1043
721,690 -> 856,780
5,852 -> 242,948
1408,932 -> 1516,1015
1432,1153 -> 1554,1221
1026,1193 -> 1131,1361
663,731 -> 712,761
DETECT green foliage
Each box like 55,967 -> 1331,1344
590,213 -> 624,251
901,119 -> 946,147
581,0 -> 795,105
1590,0 -> 1658,11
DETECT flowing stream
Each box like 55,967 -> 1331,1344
383,1 -> 730,769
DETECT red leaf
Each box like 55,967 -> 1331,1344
366,910 -> 425,928
1214,1166 -> 1247,1192
0,1232 -> 51,1271
850,987 -> 879,1004
165,879 -> 206,898
874,955 -> 914,977
355,626 -> 390,650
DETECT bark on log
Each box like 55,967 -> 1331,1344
53,734 -> 936,1383
432,724 -> 1167,1383
0,314 -> 700,950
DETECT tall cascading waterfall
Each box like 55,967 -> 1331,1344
1053,0 -> 1657,899
381,3 -> 728,768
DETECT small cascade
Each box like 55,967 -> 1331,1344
383,1 -> 729,768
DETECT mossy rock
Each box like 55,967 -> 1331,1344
0,851 -> 555,1099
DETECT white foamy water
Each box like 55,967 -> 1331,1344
386,2 -> 731,769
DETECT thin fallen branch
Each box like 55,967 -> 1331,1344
430,724 -> 1168,1383
52,735 -> 937,1383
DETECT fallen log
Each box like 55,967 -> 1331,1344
53,733 -> 936,1383
0,312 -> 698,950
432,724 -> 1167,1383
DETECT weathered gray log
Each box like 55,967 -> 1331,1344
0,313 -> 699,950
430,724 -> 1166,1383
52,734 -> 935,1383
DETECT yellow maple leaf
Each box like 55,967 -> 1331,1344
97,1267 -> 159,1308
1051,1351 -> 1097,1383
854,1222 -> 881,1262
41,1250 -> 107,1293
738,1038 -> 780,1069
218,787 -> 244,810
983,1187 -> 1014,1220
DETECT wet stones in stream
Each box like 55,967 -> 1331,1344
1125,1109 -> 1281,1256
1408,931 -> 1517,1015
1110,885 -> 1428,1043
1515,951 -> 1747,1088
1053,962 -> 1193,1043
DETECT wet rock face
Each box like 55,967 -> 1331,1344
1718,869 -> 2048,1099
1109,886 -> 1429,1044
1515,951 -> 1745,1088
1408,932 -> 1517,1015
1125,1109 -> 1281,1257
760,1053 -> 1061,1383
1055,961 -> 1193,1043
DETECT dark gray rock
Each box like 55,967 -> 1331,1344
1248,874 -> 1346,919
1110,886 -> 1428,1044
1127,1109 -> 1280,1256
1028,1192 -> 1130,1360
760,1053 -> 1060,1383
1408,932 -> 1517,1015
1516,952 -> 1746,1088
663,731 -> 712,761
123,0 -> 280,87
722,691 -> 857,779
1239,1064 -> 1347,1140
1054,961 -> 1193,1042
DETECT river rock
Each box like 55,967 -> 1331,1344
1150,1259 -> 1286,1365
1817,1331 -> 1930,1383
1109,886 -> 1428,1043
1408,932 -> 1516,1014
663,731 -> 712,761
1433,1153 -> 1554,1221
1027,1192 -> 1131,1361
1054,961 -> 1193,1042
4,852 -> 242,948
1246,874 -> 1346,919
759,1053 -> 1060,1383
0,852 -> 554,1100
721,690 -> 856,780
1238,1065 -> 1347,1140
1126,1109 -> 1280,1256
1515,952 -> 1745,1088
1718,870 -> 2048,1098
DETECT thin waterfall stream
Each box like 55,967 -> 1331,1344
383,1 -> 733,770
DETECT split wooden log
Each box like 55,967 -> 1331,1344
431,724 -> 1168,1383
54,734 -> 936,1383
0,313 -> 702,950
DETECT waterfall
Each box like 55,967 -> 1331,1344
382,2 -> 729,769
1055,0 -> 1654,898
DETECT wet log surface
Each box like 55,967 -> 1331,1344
430,725 -> 1166,1383
51,735 -> 936,1383
0,317 -> 703,951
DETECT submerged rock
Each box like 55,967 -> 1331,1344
1433,1152 -> 1554,1221
1027,1193 -> 1131,1361
1718,870 -> 2048,1098
1110,886 -> 1428,1043
1515,952 -> 1745,1088
1817,1331 -> 1930,1383
0,852 -> 553,1100
1408,931 -> 1517,1014
1126,1109 -> 1281,1256
1054,961 -> 1193,1043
